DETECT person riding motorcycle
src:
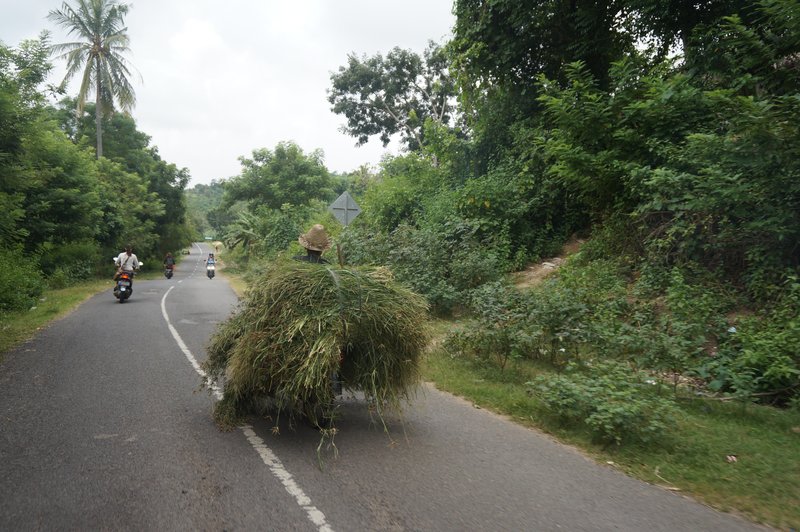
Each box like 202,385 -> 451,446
163,252 -> 175,269
114,245 -> 140,295
115,244 -> 140,276
205,253 -> 217,279
293,224 -> 330,264
292,225 -> 339,397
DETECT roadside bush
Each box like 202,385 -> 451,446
386,220 -> 508,314
0,247 -> 45,313
609,268 -> 731,389
444,281 -> 536,368
321,220 -> 507,314
515,259 -> 629,364
530,361 -> 680,446
527,280 -> 591,363
447,258 -> 632,368
38,240 -> 99,285
223,203 -> 316,264
361,153 -> 446,232
336,223 -> 391,267
697,277 -> 800,405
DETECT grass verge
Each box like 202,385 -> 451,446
222,269 -> 247,298
0,278 -> 111,359
423,325 -> 800,530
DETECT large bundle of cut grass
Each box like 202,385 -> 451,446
203,260 -> 429,429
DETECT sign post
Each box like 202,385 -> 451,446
328,191 -> 361,227
328,191 -> 361,266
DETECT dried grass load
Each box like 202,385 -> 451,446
203,261 -> 429,428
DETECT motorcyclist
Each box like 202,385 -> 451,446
163,252 -> 175,270
115,244 -> 140,275
114,244 -> 140,294
293,225 -> 338,396
293,224 -> 330,264
205,253 -> 217,279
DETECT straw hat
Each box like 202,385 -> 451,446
298,224 -> 331,251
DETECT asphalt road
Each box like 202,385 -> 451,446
0,243 -> 764,531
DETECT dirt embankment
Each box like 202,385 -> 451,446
512,237 -> 584,289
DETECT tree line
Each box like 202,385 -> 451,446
0,31 -> 192,316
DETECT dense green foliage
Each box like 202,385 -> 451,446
185,180 -> 225,237
223,142 -> 334,211
194,141 -> 340,265
530,361 -> 680,446
0,246 -> 45,315
328,42 -> 455,150
0,34 -> 191,313
189,0 -> 799,413
326,0 -> 800,410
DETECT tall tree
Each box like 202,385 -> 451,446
223,141 -> 334,211
48,0 -> 137,158
452,0 -> 633,93
329,42 -> 455,151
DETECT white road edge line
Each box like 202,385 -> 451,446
160,284 -> 334,532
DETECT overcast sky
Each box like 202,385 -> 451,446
1,0 -> 455,186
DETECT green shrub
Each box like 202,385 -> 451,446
530,361 -> 680,446
444,281 -> 536,368
0,247 -> 45,313
455,164 -> 581,264
38,240 -> 99,284
447,258 -> 631,368
222,203 -> 316,264
360,153 -> 446,232
527,280 -> 591,363
336,224 -> 391,266
697,277 -> 800,404
386,221 -> 508,313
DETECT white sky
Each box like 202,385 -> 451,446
0,0 -> 455,186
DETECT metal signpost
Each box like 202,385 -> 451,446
329,191 -> 361,227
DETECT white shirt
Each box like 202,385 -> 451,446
115,252 -> 140,272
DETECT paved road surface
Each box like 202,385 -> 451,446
0,243 -> 763,531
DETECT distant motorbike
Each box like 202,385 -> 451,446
164,265 -> 174,279
206,263 -> 215,279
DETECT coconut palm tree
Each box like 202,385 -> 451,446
48,0 -> 138,158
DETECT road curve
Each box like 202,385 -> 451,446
0,243 -> 763,531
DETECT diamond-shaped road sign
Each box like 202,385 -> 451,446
329,191 -> 361,226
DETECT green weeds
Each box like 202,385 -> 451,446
424,342 -> 800,529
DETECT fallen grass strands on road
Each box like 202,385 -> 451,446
423,338 -> 800,529
203,261 -> 429,435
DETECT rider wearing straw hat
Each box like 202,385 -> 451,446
293,224 -> 331,264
